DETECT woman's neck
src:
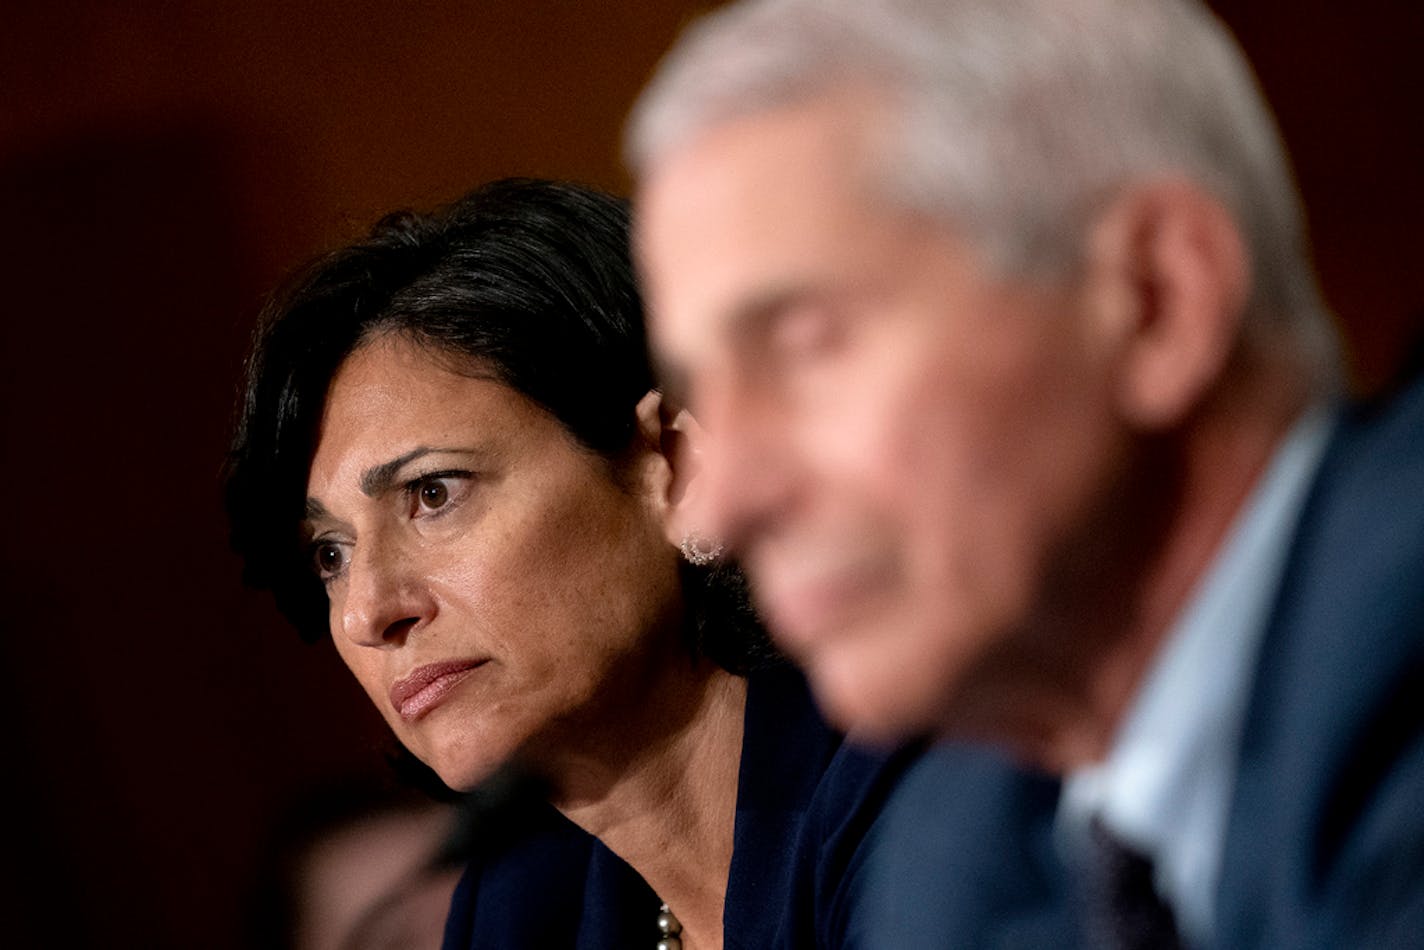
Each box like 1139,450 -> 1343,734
549,664 -> 747,950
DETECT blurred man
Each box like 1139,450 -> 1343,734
627,0 -> 1424,945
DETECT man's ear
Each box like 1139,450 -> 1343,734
1081,179 -> 1251,430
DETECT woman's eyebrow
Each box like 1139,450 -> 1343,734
359,447 -> 437,496
359,446 -> 484,496
304,447 -> 489,521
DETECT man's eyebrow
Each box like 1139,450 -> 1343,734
654,284 -> 806,405
726,285 -> 802,343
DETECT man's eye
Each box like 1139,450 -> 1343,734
767,305 -> 842,359
312,541 -> 348,580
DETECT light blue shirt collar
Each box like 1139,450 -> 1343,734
1057,402 -> 1338,948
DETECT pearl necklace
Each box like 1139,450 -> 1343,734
656,901 -> 683,950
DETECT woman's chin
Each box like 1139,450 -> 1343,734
430,755 -> 507,793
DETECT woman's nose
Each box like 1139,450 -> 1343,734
335,540 -> 433,648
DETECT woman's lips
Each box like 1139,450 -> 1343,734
389,659 -> 484,721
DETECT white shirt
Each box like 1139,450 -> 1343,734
1056,403 -> 1338,948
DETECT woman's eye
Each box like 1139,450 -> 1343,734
408,473 -> 469,516
418,479 -> 450,510
312,541 -> 348,581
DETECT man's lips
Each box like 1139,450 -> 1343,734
389,659 -> 485,721
755,558 -> 887,652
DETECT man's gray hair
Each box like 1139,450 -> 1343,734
627,0 -> 1340,385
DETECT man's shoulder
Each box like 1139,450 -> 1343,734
1215,372 -> 1424,947
853,743 -> 1079,949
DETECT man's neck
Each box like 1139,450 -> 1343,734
1060,362 -> 1314,768
951,359 -> 1314,773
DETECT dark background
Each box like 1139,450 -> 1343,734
2,2 -> 1419,947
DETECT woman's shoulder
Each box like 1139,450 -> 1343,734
441,802 -> 595,950
742,661 -> 921,808
441,798 -> 658,950
730,663 -> 927,947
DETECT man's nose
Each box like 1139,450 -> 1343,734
686,381 -> 798,554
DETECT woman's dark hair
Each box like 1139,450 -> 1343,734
224,177 -> 775,673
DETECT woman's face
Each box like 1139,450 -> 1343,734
303,335 -> 684,790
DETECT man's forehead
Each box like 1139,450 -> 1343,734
635,100 -> 885,349
638,90 -> 885,214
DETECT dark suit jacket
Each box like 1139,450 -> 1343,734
865,372 -> 1424,949
439,663 -> 920,949
1214,374 -> 1424,948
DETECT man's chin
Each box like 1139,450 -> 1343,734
802,640 -> 946,746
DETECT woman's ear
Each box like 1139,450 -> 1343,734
661,407 -> 705,509
633,390 -> 708,545
632,389 -> 674,520
1082,179 -> 1252,430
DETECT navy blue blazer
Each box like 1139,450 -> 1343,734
864,372 -> 1424,949
1213,374 -> 1424,948
440,664 -> 921,949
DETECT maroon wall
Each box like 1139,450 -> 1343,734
1,2 -> 1418,947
